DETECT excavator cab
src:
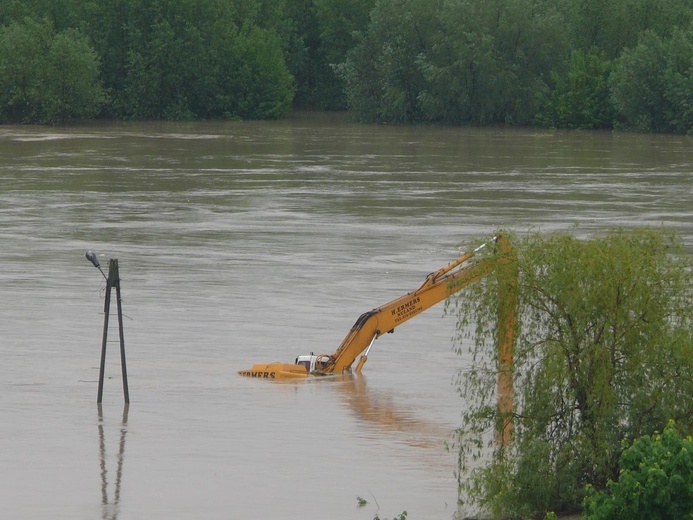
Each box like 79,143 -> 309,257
294,354 -> 333,374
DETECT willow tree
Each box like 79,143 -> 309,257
450,228 -> 693,518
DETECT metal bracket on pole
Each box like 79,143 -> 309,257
95,258 -> 130,404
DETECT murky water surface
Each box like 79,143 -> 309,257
1,114 -> 691,519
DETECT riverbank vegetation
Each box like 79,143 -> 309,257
449,228 -> 692,518
583,422 -> 693,520
0,0 -> 691,132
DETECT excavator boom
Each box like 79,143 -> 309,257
239,235 -> 516,381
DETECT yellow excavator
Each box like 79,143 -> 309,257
239,234 -> 517,387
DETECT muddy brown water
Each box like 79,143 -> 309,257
1,114 -> 691,519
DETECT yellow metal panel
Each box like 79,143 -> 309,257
238,363 -> 308,379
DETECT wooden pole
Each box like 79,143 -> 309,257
113,260 -> 130,404
97,276 -> 112,404
96,259 -> 129,404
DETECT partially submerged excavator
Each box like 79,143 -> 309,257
239,234 -> 518,389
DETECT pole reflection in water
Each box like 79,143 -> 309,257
97,404 -> 129,520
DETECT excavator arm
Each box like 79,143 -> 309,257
322,238 -> 505,374
239,234 -> 516,382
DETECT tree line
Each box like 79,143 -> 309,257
0,0 -> 690,133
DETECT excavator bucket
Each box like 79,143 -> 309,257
238,362 -> 308,380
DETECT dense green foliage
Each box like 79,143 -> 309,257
449,228 -> 692,518
0,0 -> 691,130
342,0 -> 692,132
583,422 -> 693,520
0,18 -> 104,123
537,49 -> 615,129
343,0 -> 567,125
88,0 -> 294,120
610,28 -> 693,134
0,0 -> 295,121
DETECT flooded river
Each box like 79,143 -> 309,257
1,113 -> 691,519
